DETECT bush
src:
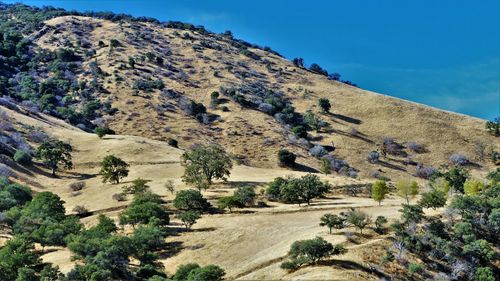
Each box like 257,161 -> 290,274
94,127 -> 115,138
173,189 -> 211,211
112,193 -> 126,201
408,141 -> 425,153
278,149 -> 296,167
309,63 -> 328,76
367,151 -> 380,163
291,125 -> 307,138
485,117 -> 499,136
415,164 -> 437,179
309,145 -> 328,158
318,98 -> 331,113
13,150 -> 32,165
234,186 -> 256,206
72,205 -> 89,215
168,138 -> 178,148
408,263 -> 423,275
450,153 -> 470,166
68,181 -> 85,191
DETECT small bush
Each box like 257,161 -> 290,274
13,150 -> 32,165
94,127 -> 115,138
408,263 -> 423,275
278,149 -> 296,167
73,205 -> 89,215
408,141 -> 425,153
367,151 -> 380,163
309,145 -> 328,159
112,193 -> 126,201
449,153 -> 469,166
415,164 -> 437,179
167,138 -> 178,148
69,181 -> 86,191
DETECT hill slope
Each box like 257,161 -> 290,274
24,15 -> 497,181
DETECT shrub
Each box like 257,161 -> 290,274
68,181 -> 85,191
177,211 -> 201,230
217,196 -> 243,212
309,63 -> 328,76
234,186 -> 256,206
318,98 -> 331,113
291,125 -> 307,138
122,178 -> 150,195
112,193 -> 126,201
485,117 -> 499,136
419,189 -> 447,209
319,158 -> 331,174
278,149 -> 296,167
173,189 -> 211,211
94,127 -> 115,138
408,141 -> 425,153
167,138 -> 178,148
450,153 -> 470,166
463,178 -> 485,195
13,150 -> 32,165
72,205 -> 89,215
408,263 -> 423,275
309,145 -> 328,158
375,216 -> 388,234
367,151 -> 380,163
415,164 -> 437,179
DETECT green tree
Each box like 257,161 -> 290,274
485,117 -> 499,136
122,178 -> 150,195
36,139 -> 73,176
130,225 -> 167,266
398,204 -> 424,225
233,186 -> 256,206
177,211 -> 201,230
173,189 -> 211,211
443,166 -> 469,193
319,213 -> 345,234
374,216 -> 388,234
173,263 -> 201,281
282,237 -> 346,271
181,144 -> 232,190
319,158 -> 331,174
346,209 -> 371,234
371,180 -> 389,205
186,265 -> 225,281
303,110 -> 324,132
474,267 -> 496,281
99,155 -> 129,184
94,127 -> 115,138
395,179 -> 418,204
217,196 -> 243,212
318,98 -> 331,113
0,237 -> 40,281
430,177 -> 451,194
419,189 -> 447,209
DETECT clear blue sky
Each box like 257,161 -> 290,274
6,0 -> 500,119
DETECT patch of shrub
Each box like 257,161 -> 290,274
449,153 -> 470,166
112,193 -> 126,201
415,164 -> 437,179
133,79 -> 165,92
408,141 -> 425,153
13,150 -> 32,165
367,151 -> 380,163
93,127 -> 115,138
68,181 -> 85,191
485,117 -> 499,136
72,205 -> 89,215
278,149 -> 296,167
309,145 -> 328,158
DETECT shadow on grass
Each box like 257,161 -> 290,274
318,259 -> 389,279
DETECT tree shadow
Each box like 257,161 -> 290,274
318,259 -> 390,279
378,160 -> 407,172
331,113 -> 362,125
225,181 -> 263,189
158,241 -> 184,259
293,163 -> 319,173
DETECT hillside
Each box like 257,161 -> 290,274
0,3 -> 499,281
24,14 -> 498,181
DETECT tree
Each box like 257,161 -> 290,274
13,150 -> 32,166
430,177 -> 451,194
303,110 -> 324,132
130,225 -> 167,266
283,174 -> 330,205
173,263 -> 201,281
419,189 -> 447,209
318,98 -> 331,113
177,211 -> 201,230
128,56 -> 135,68
94,127 -> 115,138
234,186 -> 256,206
474,267 -> 495,281
217,196 -> 243,212
346,209 -> 371,234
371,180 -> 389,205
319,213 -> 345,234
291,125 -> 307,138
99,155 -> 129,184
173,189 -> 211,211
463,178 -> 485,195
443,166 -> 469,193
181,144 -> 232,190
395,179 -> 419,204
119,199 -> 169,227
281,237 -> 346,271
186,265 -> 225,281
399,204 -> 424,225
0,237 -> 40,281
292,57 -> 304,68
36,139 -> 73,176
122,178 -> 150,195
278,149 -> 296,167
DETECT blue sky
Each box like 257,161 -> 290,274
5,0 -> 499,119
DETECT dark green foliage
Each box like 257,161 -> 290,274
291,125 -> 308,138
319,213 -> 345,234
374,216 -> 388,234
128,56 -> 135,68
265,174 -> 330,205
0,237 -> 41,281
278,149 -> 296,167
442,166 -> 469,193
173,189 -> 211,211
35,139 -> 73,176
133,78 -> 165,92
419,189 -> 447,209
13,150 -> 32,165
94,127 -> 115,138
177,210 -> 201,230
318,98 -> 331,113
122,178 -> 150,195
172,263 -> 225,281
281,237 -> 346,271
233,186 -> 256,206
0,181 -> 32,212
119,192 -> 169,227
181,144 -> 232,190
99,155 -> 129,184
309,63 -> 328,76
56,48 -> 79,62
398,204 -> 424,225
217,195 -> 244,212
